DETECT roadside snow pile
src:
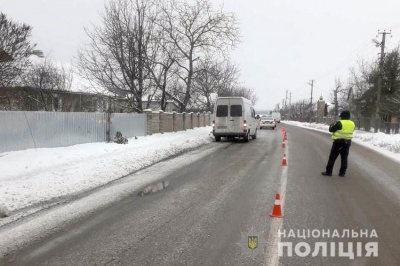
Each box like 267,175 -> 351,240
283,121 -> 400,154
354,131 -> 400,153
0,127 -> 213,213
297,122 -> 329,132
0,202 -> 8,218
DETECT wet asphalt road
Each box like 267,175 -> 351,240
1,124 -> 400,266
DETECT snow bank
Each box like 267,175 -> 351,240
0,127 -> 214,213
354,131 -> 400,153
283,121 -> 400,161
0,202 -> 8,218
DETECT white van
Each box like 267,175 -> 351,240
271,112 -> 281,123
212,97 -> 258,142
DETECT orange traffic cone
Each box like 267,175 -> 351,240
270,193 -> 284,218
282,141 -> 286,148
282,154 -> 287,166
283,133 -> 287,141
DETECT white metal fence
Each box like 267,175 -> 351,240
109,113 -> 147,139
0,111 -> 147,153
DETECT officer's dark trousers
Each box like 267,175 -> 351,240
325,139 -> 351,175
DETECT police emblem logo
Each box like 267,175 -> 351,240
237,227 -> 267,258
248,236 -> 258,250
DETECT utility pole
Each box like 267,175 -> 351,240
289,92 -> 292,120
284,90 -> 288,110
375,30 -> 391,119
284,90 -> 288,119
308,80 -> 315,121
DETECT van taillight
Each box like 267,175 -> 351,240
243,120 -> 247,127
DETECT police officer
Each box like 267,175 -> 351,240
322,110 -> 355,177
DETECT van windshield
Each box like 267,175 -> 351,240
230,105 -> 242,117
216,105 -> 228,117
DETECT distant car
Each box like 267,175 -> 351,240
259,116 -> 276,129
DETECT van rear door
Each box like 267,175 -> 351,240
215,98 -> 229,133
228,98 -> 243,133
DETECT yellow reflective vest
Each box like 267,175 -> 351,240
332,120 -> 355,140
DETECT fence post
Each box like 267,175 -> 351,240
172,111 -> 176,132
366,118 -> 371,132
393,116 -> 399,134
159,110 -> 164,134
182,112 -> 186,131
143,109 -> 152,135
106,108 -> 112,142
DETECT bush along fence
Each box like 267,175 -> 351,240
313,116 -> 399,134
143,110 -> 212,135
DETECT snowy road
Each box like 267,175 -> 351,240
1,124 -> 400,265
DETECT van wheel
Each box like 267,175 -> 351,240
215,136 -> 221,142
243,131 -> 249,142
251,129 -> 257,139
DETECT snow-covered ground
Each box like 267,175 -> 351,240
283,121 -> 400,162
0,127 -> 215,218
0,127 -> 230,258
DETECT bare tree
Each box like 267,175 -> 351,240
191,58 -> 240,111
219,85 -> 258,105
348,49 -> 400,118
288,99 -> 311,121
143,19 -> 178,111
156,0 -> 240,112
381,47 -> 400,117
348,59 -> 378,117
329,77 -> 350,117
0,12 -> 37,87
21,58 -> 72,111
77,0 -> 157,113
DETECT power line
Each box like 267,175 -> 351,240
314,40 -> 376,81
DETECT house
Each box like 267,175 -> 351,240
0,87 -> 111,112
142,100 -> 180,112
0,87 -> 180,113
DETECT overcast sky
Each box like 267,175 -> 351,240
2,0 -> 400,111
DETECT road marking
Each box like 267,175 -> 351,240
264,149 -> 288,266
